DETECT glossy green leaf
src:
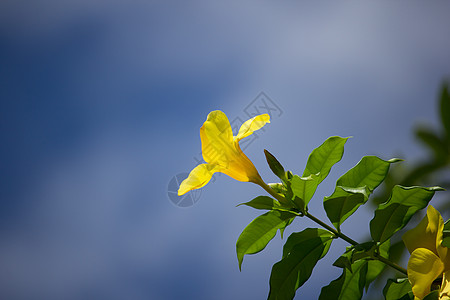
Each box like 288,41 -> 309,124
279,217 -> 295,239
268,228 -> 334,300
282,228 -> 335,259
383,278 -> 413,300
319,259 -> 368,300
324,156 -> 400,230
323,186 -> 369,230
293,136 -> 349,206
289,174 -> 319,209
237,196 -> 280,210
303,136 -> 349,181
370,186 -> 443,243
265,149 -> 287,181
440,84 -> 450,140
336,156 -> 401,191
236,210 -> 295,270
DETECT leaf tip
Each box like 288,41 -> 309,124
264,149 -> 286,180
388,158 -> 404,163
430,186 -> 446,191
238,258 -> 243,271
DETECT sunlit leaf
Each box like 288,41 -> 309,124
268,228 -> 334,300
279,217 -> 295,239
265,149 -> 287,181
295,136 -> 349,206
370,186 -> 443,243
237,196 -> 280,210
289,174 -> 319,210
324,156 -> 401,230
236,210 -> 296,270
323,186 -> 369,230
268,183 -> 287,195
336,156 -> 401,191
303,136 -> 349,182
383,278 -> 413,300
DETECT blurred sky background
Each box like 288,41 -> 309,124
1,1 -> 450,299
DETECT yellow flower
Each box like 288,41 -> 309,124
178,110 -> 270,196
403,205 -> 450,299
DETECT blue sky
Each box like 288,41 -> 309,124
1,1 -> 450,299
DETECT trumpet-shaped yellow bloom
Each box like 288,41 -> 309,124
403,205 -> 450,299
178,110 -> 270,196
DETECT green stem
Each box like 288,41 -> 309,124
254,177 -> 292,206
254,177 -> 408,275
373,252 -> 408,275
304,212 -> 358,246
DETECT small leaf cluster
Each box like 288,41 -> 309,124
236,136 -> 444,300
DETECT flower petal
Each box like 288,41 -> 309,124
221,156 -> 256,182
440,270 -> 450,299
432,207 -> 450,270
235,114 -> 270,142
178,163 -> 222,196
200,110 -> 234,165
403,205 -> 442,257
407,248 -> 445,299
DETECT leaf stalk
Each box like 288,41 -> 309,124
255,178 -> 408,275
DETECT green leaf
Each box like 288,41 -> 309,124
323,186 -> 369,230
324,156 -> 400,230
383,278 -> 413,300
265,149 -> 287,181
365,240 -> 390,289
370,186 -> 443,243
237,196 -> 280,210
237,196 -> 300,221
268,228 -> 334,300
336,156 -> 401,191
423,290 -> 439,300
415,127 -> 448,162
332,240 -> 389,291
279,217 -> 295,239
440,84 -> 450,140
319,259 -> 368,300
282,228 -> 335,258
268,183 -> 288,195
303,136 -> 349,181
333,247 -> 354,270
442,219 -> 450,248
281,136 -> 350,213
289,174 -> 320,209
236,210 -> 295,270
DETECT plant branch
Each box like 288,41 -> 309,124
304,212 -> 358,246
373,251 -> 408,275
254,177 -> 408,275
